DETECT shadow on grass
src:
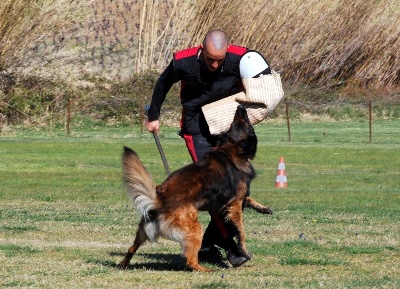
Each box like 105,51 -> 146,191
87,251 -> 187,271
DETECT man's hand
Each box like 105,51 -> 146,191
146,119 -> 160,134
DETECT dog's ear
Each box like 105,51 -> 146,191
238,134 -> 257,159
215,133 -> 229,146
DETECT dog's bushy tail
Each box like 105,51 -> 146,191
122,146 -> 156,220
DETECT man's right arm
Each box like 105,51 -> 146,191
147,60 -> 179,122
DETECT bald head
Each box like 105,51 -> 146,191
200,30 -> 229,71
203,30 -> 229,51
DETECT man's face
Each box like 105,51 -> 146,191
200,44 -> 227,72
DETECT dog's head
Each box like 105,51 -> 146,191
218,105 -> 257,159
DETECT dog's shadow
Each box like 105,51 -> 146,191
90,251 -> 187,271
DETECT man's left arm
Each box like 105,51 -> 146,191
185,76 -> 241,109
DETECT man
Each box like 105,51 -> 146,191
146,30 -> 250,267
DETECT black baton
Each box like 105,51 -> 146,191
145,105 -> 171,176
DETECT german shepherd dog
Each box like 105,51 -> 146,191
118,105 -> 271,272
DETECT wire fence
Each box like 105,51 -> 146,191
142,100 -> 399,145
256,120 -> 399,145
148,119 -> 399,146
1,100 -> 398,145
260,100 -> 399,145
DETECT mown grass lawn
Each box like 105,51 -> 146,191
0,123 -> 399,288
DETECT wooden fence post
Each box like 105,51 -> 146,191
140,97 -> 144,134
66,97 -> 71,137
0,113 -> 3,135
369,100 -> 372,143
285,99 -> 291,141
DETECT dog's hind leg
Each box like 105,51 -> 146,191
183,222 -> 212,272
118,217 -> 150,269
166,207 -> 212,272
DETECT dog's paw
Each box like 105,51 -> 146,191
252,205 -> 273,214
260,206 -> 273,214
117,261 -> 128,270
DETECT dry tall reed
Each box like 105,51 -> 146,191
179,0 -> 399,88
0,0 -> 399,89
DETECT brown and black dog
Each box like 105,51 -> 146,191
118,105 -> 271,272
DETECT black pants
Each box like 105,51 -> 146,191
182,132 -> 237,249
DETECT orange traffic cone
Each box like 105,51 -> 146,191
275,157 -> 287,188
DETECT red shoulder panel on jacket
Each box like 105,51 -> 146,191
174,46 -> 200,60
227,45 -> 248,56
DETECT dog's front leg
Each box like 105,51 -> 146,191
245,196 -> 273,214
226,200 -> 251,259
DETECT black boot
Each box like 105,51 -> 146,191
224,238 -> 251,267
202,213 -> 251,267
198,246 -> 229,268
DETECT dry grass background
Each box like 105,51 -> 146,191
1,0 -> 399,89
0,0 -> 399,127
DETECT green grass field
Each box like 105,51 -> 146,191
0,122 -> 399,288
